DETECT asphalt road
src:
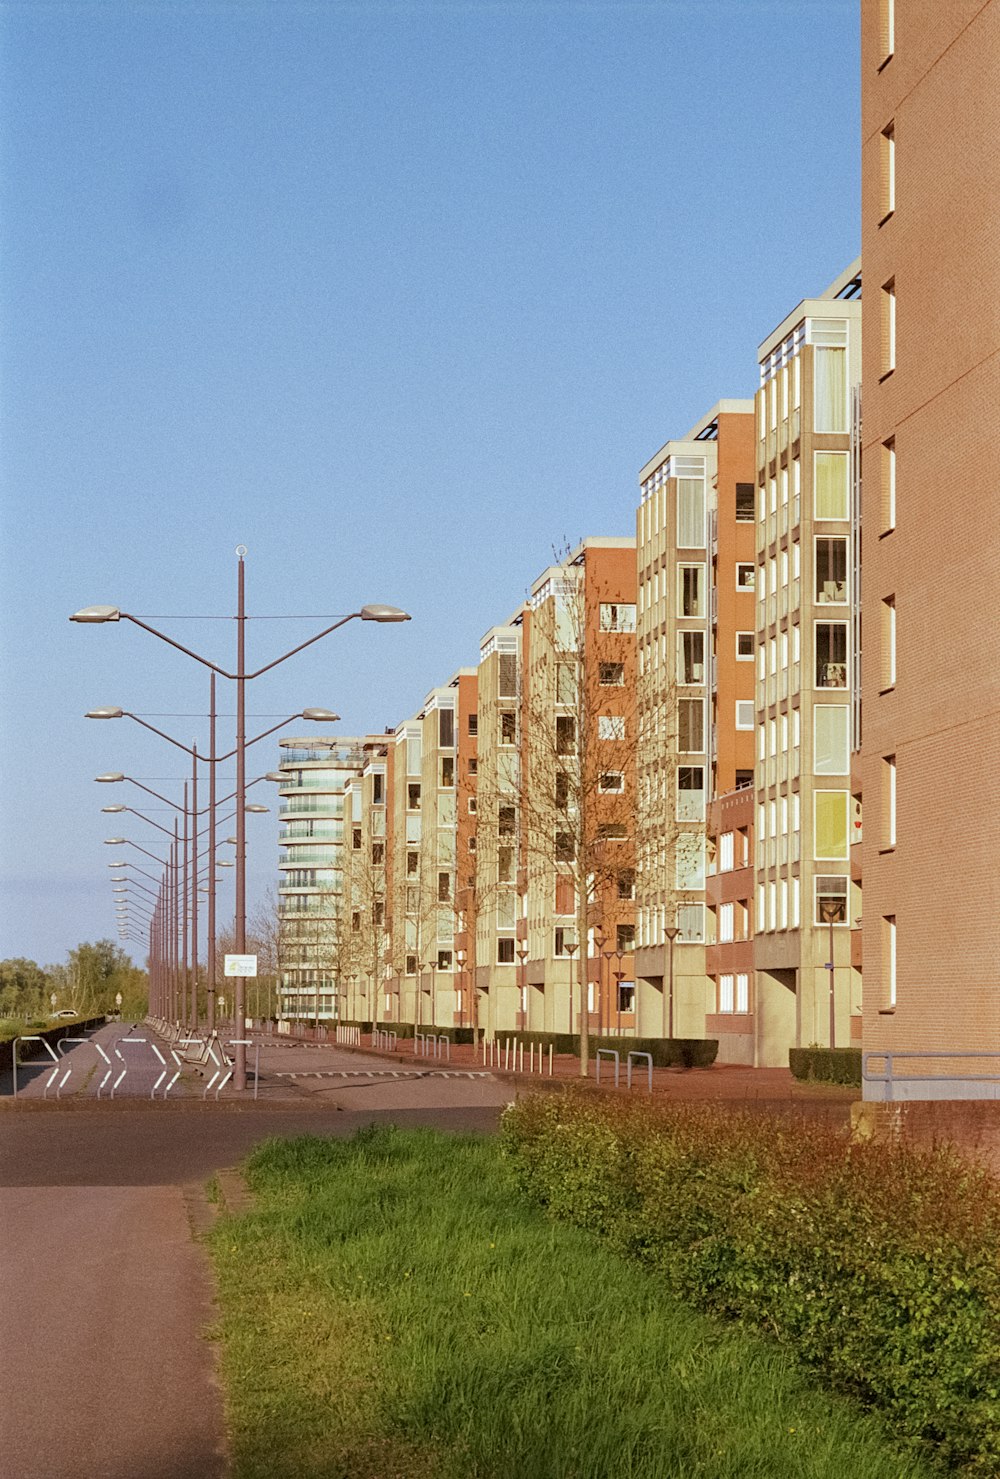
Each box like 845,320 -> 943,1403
1,1053 -> 509,1479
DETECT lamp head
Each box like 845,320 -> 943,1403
360,604 -> 411,623
264,772 -> 286,783
95,773 -> 125,783
102,805 -> 126,813
301,708 -> 341,722
104,837 -> 127,845
71,605 -> 121,623
86,708 -> 124,720
244,804 -> 268,814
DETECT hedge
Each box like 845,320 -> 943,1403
789,1046 -> 862,1085
500,1091 -> 1000,1475
496,1032 -> 718,1069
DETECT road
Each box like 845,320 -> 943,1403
1,1031 -> 512,1479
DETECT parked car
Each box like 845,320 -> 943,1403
52,1009 -> 78,1019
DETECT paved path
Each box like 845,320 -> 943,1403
0,1037 -> 512,1479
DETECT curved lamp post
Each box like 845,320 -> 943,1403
73,556 -> 409,1089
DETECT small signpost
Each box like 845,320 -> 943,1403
224,954 -> 258,978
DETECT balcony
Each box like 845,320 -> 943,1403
279,826 -> 342,843
279,801 -> 341,817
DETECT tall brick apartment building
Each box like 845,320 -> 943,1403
860,0 -> 1000,1097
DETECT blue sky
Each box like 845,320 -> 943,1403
0,0 -> 859,966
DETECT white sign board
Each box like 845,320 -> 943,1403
224,953 -> 258,978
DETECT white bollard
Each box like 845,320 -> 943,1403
549,1044 -> 554,1076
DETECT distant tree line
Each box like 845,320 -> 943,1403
0,940 -> 147,1023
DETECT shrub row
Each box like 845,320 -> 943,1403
500,1031 -> 718,1069
500,1092 -> 1000,1475
789,1046 -> 862,1085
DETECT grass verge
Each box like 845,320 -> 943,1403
207,1125 -> 935,1479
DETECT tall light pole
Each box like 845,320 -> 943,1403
821,899 -> 839,1049
664,926 -> 680,1042
73,554 -> 410,1088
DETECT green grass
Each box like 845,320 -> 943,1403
207,1126 -> 937,1479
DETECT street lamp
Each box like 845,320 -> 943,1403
820,899 -> 841,1049
73,554 -> 410,1089
455,947 -> 467,1031
663,927 -> 681,1042
516,943 -> 529,1030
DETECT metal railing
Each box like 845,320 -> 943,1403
863,1051 -> 1000,1102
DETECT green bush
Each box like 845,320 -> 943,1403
789,1047 -> 862,1085
500,1092 -> 1000,1475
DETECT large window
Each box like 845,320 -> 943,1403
676,834 -> 705,890
678,630 -> 705,685
815,538 -> 848,602
881,279 -> 896,375
598,715 -> 625,740
815,875 -> 848,925
814,705 -> 850,775
813,320 -> 849,432
814,791 -> 849,860
678,565 -> 705,618
599,603 -> 636,632
815,622 -> 848,688
677,478 -> 705,548
678,698 -> 704,753
676,903 -> 704,942
438,707 -> 455,748
676,765 -> 705,821
815,452 -> 849,519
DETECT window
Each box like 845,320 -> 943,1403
677,477 -> 705,548
815,452 -> 849,520
678,698 -> 705,753
352,826 -> 362,850
351,911 -> 361,932
406,851 -> 418,876
498,653 -> 518,698
468,713 -> 478,736
881,279 -> 896,375
408,783 -> 421,810
556,715 -> 576,753
883,754 -> 896,848
880,0 -> 894,65
815,623 -> 848,688
405,954 -> 417,976
617,870 -> 635,900
467,836 -> 476,852
880,121 -> 895,219
497,938 -> 515,964
555,770 -> 572,809
881,596 -> 896,689
372,774 -> 384,805
467,797 -> 477,814
371,841 -> 384,864
735,973 -> 749,1012
554,927 -> 577,957
735,701 -> 754,730
438,950 -> 453,972
881,438 -> 896,533
555,832 -> 575,862
814,332 -> 848,432
599,771 -> 625,793
617,981 -> 635,1013
598,714 -> 625,740
735,482 -> 755,521
678,630 -> 705,685
736,563 -> 755,591
440,756 -> 454,788
677,765 -> 705,821
815,875 -> 848,925
736,632 -> 754,661
814,705 -> 850,775
596,823 -> 627,841
599,662 -> 624,686
468,757 -> 478,775
719,974 -> 734,1013
678,564 -> 705,618
815,538 -> 848,602
735,769 -> 753,790
815,791 -> 849,860
556,662 -> 576,705
676,903 -> 704,942
719,902 -> 734,943
617,924 -> 635,952
599,603 -> 636,632
884,915 -> 897,1006
498,805 -> 516,835
719,832 -> 734,872
499,710 -> 516,745
438,871 -> 451,902
676,834 -> 705,890
497,846 -> 514,883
